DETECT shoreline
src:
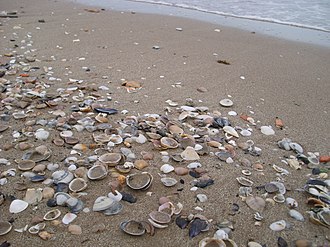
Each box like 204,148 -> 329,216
70,0 -> 330,48
0,0 -> 329,246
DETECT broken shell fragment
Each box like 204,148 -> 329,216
236,177 -> 253,187
120,220 -> 145,236
0,221 -> 12,236
223,126 -> 239,138
44,209 -> 61,221
28,223 -> 46,234
245,196 -> 265,212
126,172 -> 153,190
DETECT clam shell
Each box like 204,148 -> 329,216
289,209 -> 304,222
28,223 -> 46,234
60,130 -> 73,138
285,197 -> 298,208
149,211 -> 171,224
223,126 -> 239,138
160,177 -> 178,187
62,212 -> 77,225
277,138 -> 291,150
52,170 -> 74,184
289,142 -> 304,153
103,201 -> 123,215
181,146 -> 200,161
160,137 -> 179,149
260,126 -> 275,135
236,177 -> 253,187
17,159 -> 36,171
9,199 -> 28,213
0,221 -> 12,236
35,129 -> 50,140
93,196 -> 115,212
120,220 -> 145,236
273,194 -> 285,203
22,148 -> 51,162
87,165 -> 107,180
160,164 -> 174,173
219,98 -> 233,107
93,133 -> 111,143
148,218 -> 168,229
245,196 -> 265,212
98,153 -> 122,166
44,209 -> 61,221
55,192 -> 72,206
269,220 -> 286,231
126,172 -> 153,190
24,188 -> 42,204
69,178 -> 88,192
264,183 -> 279,193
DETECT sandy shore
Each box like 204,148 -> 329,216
0,0 -> 330,246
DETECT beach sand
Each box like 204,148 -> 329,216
0,0 -> 329,246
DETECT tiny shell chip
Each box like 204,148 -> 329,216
269,220 -> 286,231
9,199 -> 29,213
219,99 -> 233,107
260,126 -> 275,135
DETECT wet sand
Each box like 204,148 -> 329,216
0,0 -> 329,246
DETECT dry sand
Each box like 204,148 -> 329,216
0,0 -> 329,246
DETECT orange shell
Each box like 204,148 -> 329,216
275,117 -> 284,128
319,156 -> 330,163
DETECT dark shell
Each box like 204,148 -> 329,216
212,117 -> 231,128
46,198 -> 57,207
195,179 -> 214,188
296,154 -> 310,164
121,192 -> 137,203
189,218 -> 208,239
94,108 -> 118,115
277,237 -> 288,247
30,175 -> 46,182
189,170 -> 201,178
55,182 -> 69,193
175,216 -> 189,229
68,199 -> 84,214
0,241 -> 11,247
306,179 -> 328,187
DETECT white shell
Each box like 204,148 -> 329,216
62,212 -> 77,225
35,129 -> 50,140
269,220 -> 286,231
108,191 -> 122,202
161,177 -> 178,187
9,199 -> 29,213
187,162 -> 202,169
240,129 -> 252,137
181,146 -> 200,161
285,197 -> 298,208
93,196 -> 114,211
160,164 -> 174,173
260,126 -> 275,135
213,229 -> 228,240
196,194 -> 208,203
289,142 -> 304,153
289,209 -> 304,221
223,126 -> 239,138
219,99 -> 233,107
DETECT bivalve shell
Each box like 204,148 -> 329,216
160,164 -> 174,173
149,211 -> 171,224
87,165 -> 107,180
93,196 -> 115,212
160,177 -> 178,187
219,99 -> 233,107
223,126 -> 239,138
120,220 -> 145,236
236,177 -> 253,187
199,237 -> 226,247
181,146 -> 200,161
98,153 -> 122,166
69,178 -> 88,192
269,220 -> 286,231
260,126 -> 275,135
62,212 -> 77,225
9,199 -> 28,213
126,172 -> 153,190
17,159 -> 36,171
160,137 -> 179,149
0,221 -> 12,236
44,209 -> 61,221
289,209 -> 304,222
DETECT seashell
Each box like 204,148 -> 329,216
277,138 -> 292,150
240,129 -> 252,137
120,220 -> 145,236
103,201 -> 123,215
149,211 -> 171,224
260,126 -> 275,135
87,165 -> 108,180
219,99 -> 233,107
9,199 -> 29,213
289,209 -> 304,222
24,188 -> 42,204
269,220 -> 286,231
247,242 -> 263,247
15,142 -> 34,151
13,112 -> 27,119
38,231 -> 53,240
134,160 -> 149,170
196,194 -> 208,203
148,218 -> 168,229
181,146 -> 200,161
69,178 -> 88,192
60,130 -> 73,138
289,142 -> 303,154
95,114 -> 108,123
0,125 -> 9,132
68,224 -> 82,235
108,191 -> 123,202
94,108 -> 118,115
44,209 -> 61,221
28,223 -> 46,234
160,164 -> 174,173
317,210 -> 330,226
52,170 -> 74,184
160,177 -> 178,187
64,136 -> 79,145
160,137 -> 179,149
55,192 -> 71,206
273,194 -> 285,203
272,182 -> 286,194
287,158 -> 301,170
223,126 -> 239,138
109,134 -> 123,145
0,221 -> 12,236
264,182 -> 279,193
168,125 -> 184,135
98,153 -> 122,166
236,177 -> 253,187
62,212 -> 77,225
93,133 -> 111,143
126,172 -> 153,190
285,197 -> 298,208
245,196 -> 265,212
213,229 -> 228,240
133,134 -> 147,144
22,149 -> 52,163
35,129 -> 50,140
17,159 -> 36,171
189,218 -> 209,238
